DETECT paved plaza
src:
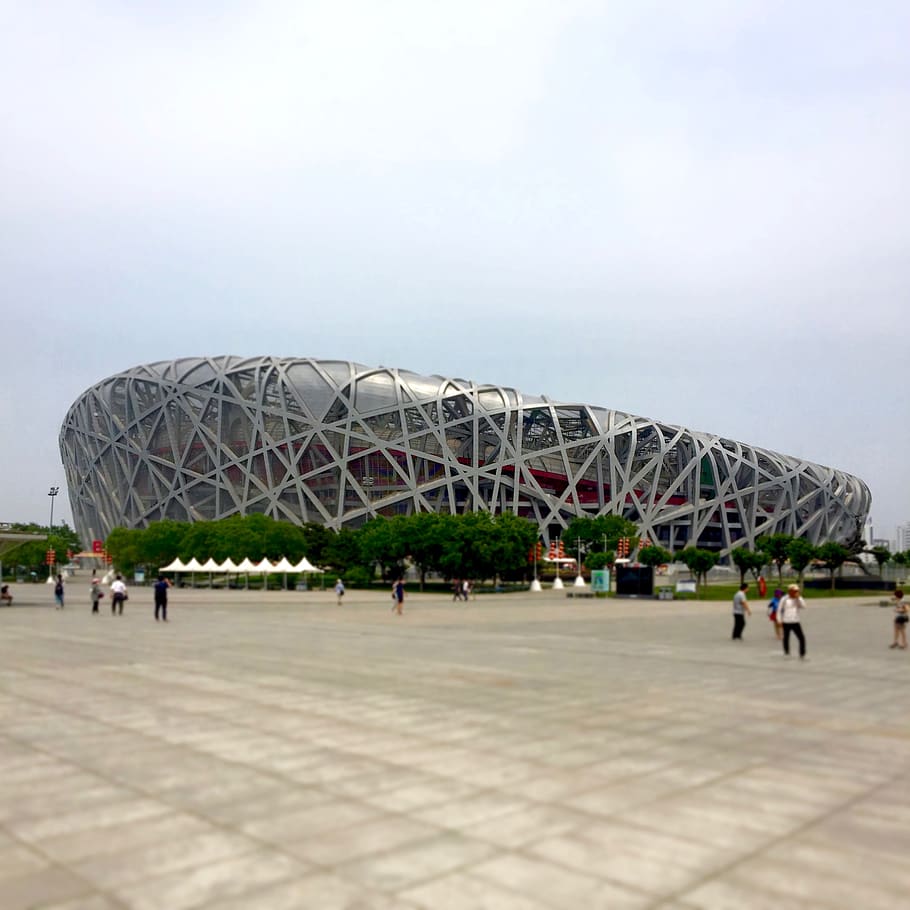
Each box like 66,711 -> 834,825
1,580 -> 908,909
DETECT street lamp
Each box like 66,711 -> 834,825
47,486 -> 60,532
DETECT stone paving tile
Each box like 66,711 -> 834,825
241,797 -> 380,844
338,831 -> 495,892
1,589 -> 909,908
472,851 -> 652,909
112,848 -> 308,910
287,815 -> 441,866
400,869 -> 552,909
71,830 -> 260,890
0,865 -> 93,910
195,871 -> 412,910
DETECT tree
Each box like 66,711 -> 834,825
402,512 -> 454,590
867,545 -> 891,574
324,528 -> 365,574
816,541 -> 850,592
730,548 -> 766,585
757,534 -> 794,583
638,545 -> 672,569
490,512 -> 539,581
563,515 -> 638,559
786,538 -> 816,586
359,517 -> 408,580
676,548 -> 719,592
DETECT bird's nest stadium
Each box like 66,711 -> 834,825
60,357 -> 870,555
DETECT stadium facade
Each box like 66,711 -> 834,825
60,357 -> 871,555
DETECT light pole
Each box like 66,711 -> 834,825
48,486 -> 60,533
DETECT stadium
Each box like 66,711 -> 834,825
60,357 -> 871,555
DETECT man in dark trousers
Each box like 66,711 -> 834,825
732,582 -> 751,640
154,575 -> 171,622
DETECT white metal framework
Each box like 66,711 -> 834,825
60,357 -> 871,553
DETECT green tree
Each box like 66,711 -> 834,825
563,515 -> 638,559
675,548 -> 719,592
730,548 -> 766,585
490,512 -> 539,581
401,512 -> 454,589
638,545 -> 672,569
359,517 -> 408,580
105,527 -> 143,575
816,541 -> 850,591
324,528 -> 365,575
757,534 -> 794,583
786,538 -> 816,586
584,551 -> 613,571
868,545 -> 891,573
136,520 -> 190,570
893,550 -> 909,568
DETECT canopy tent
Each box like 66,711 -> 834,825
292,557 -> 324,573
219,558 -> 239,572
182,557 -> 206,572
271,557 -> 297,573
159,557 -> 187,572
252,558 -> 276,574
235,557 -> 259,572
199,558 -> 222,572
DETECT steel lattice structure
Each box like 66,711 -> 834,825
60,356 -> 871,553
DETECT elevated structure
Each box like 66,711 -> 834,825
60,357 -> 871,554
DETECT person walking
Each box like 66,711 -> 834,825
153,575 -> 171,622
90,577 -> 103,614
334,578 -> 345,606
110,574 -> 128,615
779,584 -> 807,659
889,588 -> 908,650
767,588 -> 783,640
732,582 -> 751,640
54,574 -> 65,609
393,577 -> 405,615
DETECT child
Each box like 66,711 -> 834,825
767,588 -> 783,641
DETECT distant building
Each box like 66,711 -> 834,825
60,357 -> 872,555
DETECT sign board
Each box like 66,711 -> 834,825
675,579 -> 697,594
590,569 -> 610,593
92,540 -> 103,553
134,570 -> 145,584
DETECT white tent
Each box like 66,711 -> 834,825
219,558 -> 239,572
291,557 -> 324,573
199,558 -> 222,572
235,557 -> 258,572
253,558 -> 276,574
160,557 -> 186,572
183,557 -> 206,572
271,557 -> 296,573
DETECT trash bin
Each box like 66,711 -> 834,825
657,587 -> 674,601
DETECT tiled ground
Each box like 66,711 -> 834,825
0,581 -> 908,909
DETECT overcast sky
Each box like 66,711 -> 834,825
3,1 -> 908,542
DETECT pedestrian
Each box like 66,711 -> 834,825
54,574 -> 65,609
889,588 -> 908,650
1,584 -> 12,606
393,577 -> 405,615
732,582 -> 751,640
461,578 -> 470,602
334,578 -> 345,605
153,575 -> 171,622
452,578 -> 462,602
779,583 -> 808,659
767,588 -> 783,640
90,577 -> 103,614
110,574 -> 128,615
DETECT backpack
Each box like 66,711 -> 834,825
55,582 -> 64,595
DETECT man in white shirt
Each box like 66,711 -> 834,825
110,574 -> 128,615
